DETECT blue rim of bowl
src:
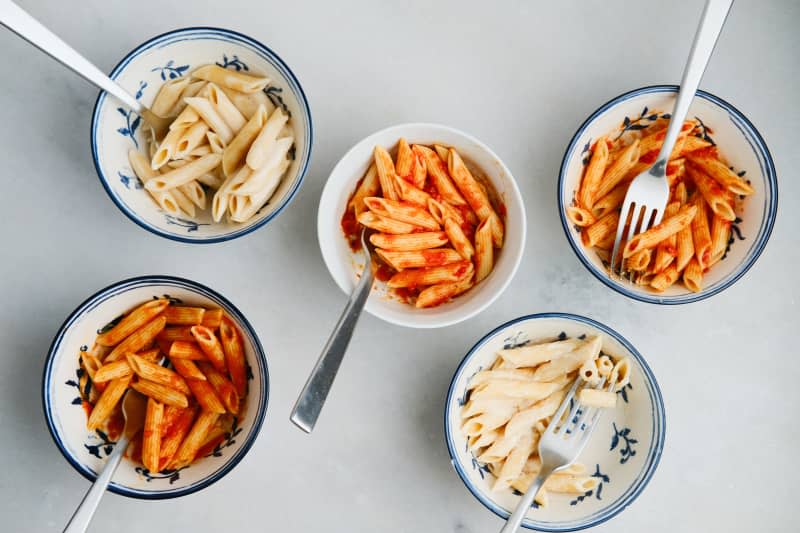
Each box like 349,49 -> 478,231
557,85 -> 778,304
444,313 -> 666,531
89,26 -> 313,244
41,275 -> 270,499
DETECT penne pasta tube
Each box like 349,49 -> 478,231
596,355 -> 614,377
579,388 -> 617,408
492,431 -> 535,492
206,130 -> 226,153
106,316 -> 166,362
197,362 -> 240,413
128,150 -> 182,216
578,358 -> 601,384
623,204 -> 697,258
444,218 -> 475,260
370,231 -> 448,251
93,360 -> 132,383
448,148 -> 504,247
157,326 -> 195,343
679,135 -> 713,155
169,341 -> 207,360
246,107 -> 288,170
222,104 -> 268,177
96,299 -> 169,347
413,145 -> 467,206
126,354 -> 190,394
653,201 -> 680,272
163,306 -> 205,326
178,180 -> 206,209
170,186 -> 196,217
609,357 -> 632,391
218,84 -> 273,118
434,144 -> 450,162
388,261 -> 473,288
348,164 -> 380,217
466,369 -> 536,391
690,194 -> 712,268
709,214 -> 732,266
593,139 -> 640,201
185,379 -> 226,414
357,212 -> 419,234
190,325 -> 227,373
415,272 -> 474,308
150,77 -> 190,118
533,336 -> 602,382
188,144 -> 213,158
410,148 -> 427,189
131,379 -> 189,408
578,137 -> 609,209
686,153 -> 754,195
191,64 -> 270,93
86,376 -> 131,430
650,263 -> 680,291
219,317 -> 248,398
142,398 -> 164,472
171,410 -> 220,469
497,339 -> 582,368
234,137 -> 293,195
196,171 -> 223,189
169,105 -> 200,131
393,173 -> 431,207
159,406 -> 197,468
170,358 -> 207,381
184,97 -> 233,143
474,217 -> 494,283
372,145 -> 399,201
427,198 -> 467,227
376,248 -> 463,270
145,153 -> 222,192
201,309 -> 223,329
591,181 -> 628,219
169,80 -> 207,116
151,126 -> 187,170
683,257 -> 704,293
686,160 -> 736,221
395,138 -> 414,179
174,121 -> 210,159
228,159 -> 290,223
364,197 -> 440,230
566,206 -> 595,227
582,211 -> 619,248
207,82 -> 246,133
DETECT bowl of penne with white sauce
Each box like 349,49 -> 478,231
318,123 -> 526,328
558,85 -> 777,304
445,313 -> 665,530
43,275 -> 269,499
91,27 -> 312,243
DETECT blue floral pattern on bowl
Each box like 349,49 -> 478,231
90,27 -> 313,243
445,313 -> 665,531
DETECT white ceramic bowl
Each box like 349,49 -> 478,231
318,123 -> 526,328
558,86 -> 778,304
445,313 -> 665,531
91,27 -> 313,243
42,276 -> 269,499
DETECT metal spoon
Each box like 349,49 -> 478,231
290,228 -> 375,433
63,390 -> 147,533
0,0 -> 170,135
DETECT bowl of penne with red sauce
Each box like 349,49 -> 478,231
318,123 -> 526,328
558,86 -> 777,304
91,27 -> 312,243
43,276 -> 268,499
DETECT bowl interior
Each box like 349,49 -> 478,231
559,86 -> 776,303
445,314 -> 664,531
92,27 -> 312,242
318,123 -> 526,328
43,277 -> 268,498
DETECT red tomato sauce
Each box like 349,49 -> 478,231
197,436 -> 225,458
341,208 -> 361,252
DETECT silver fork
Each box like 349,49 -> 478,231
499,377 -> 608,533
609,0 -> 733,277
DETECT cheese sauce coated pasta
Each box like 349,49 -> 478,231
130,64 -> 295,225
76,299 -> 249,471
569,114 -> 754,292
341,140 -> 506,308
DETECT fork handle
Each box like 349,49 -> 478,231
0,0 -> 142,112
499,467 -> 553,533
653,0 -> 733,174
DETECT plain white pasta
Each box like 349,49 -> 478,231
469,429 -> 500,450
218,84 -> 275,119
460,396 -> 533,420
178,181 -> 206,209
128,149 -> 181,216
168,80 -> 206,116
232,137 -> 293,195
184,97 -> 233,143
578,388 -> 617,408
150,77 -> 190,117
222,104 -> 268,177
596,355 -> 614,377
497,339 -> 582,368
470,380 -> 560,401
169,106 -> 199,131
578,358 -> 601,385
207,83 -> 247,133
174,121 -> 210,159
532,336 -> 602,382
196,171 -> 223,189
206,131 -> 226,153
246,107 -> 288,169
145,153 -> 222,192
191,64 -> 270,93
609,357 -> 632,391
493,431 -> 536,492
229,158 -> 290,222
466,368 -> 536,391
151,127 -> 187,170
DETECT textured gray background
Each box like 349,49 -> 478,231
0,1 -> 797,531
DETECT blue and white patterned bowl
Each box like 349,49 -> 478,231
91,27 -> 313,243
558,86 -> 778,304
445,313 -> 665,531
42,276 -> 269,499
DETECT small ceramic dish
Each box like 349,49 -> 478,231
558,85 -> 777,304
91,27 -> 313,243
317,123 -> 526,329
42,275 -> 269,499
445,313 -> 665,531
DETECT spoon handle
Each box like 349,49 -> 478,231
290,263 -> 374,433
0,0 -> 141,111
655,0 -> 733,167
62,435 -> 129,533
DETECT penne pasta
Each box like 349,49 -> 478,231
222,104 -> 268,177
415,273 -> 474,308
357,212 -> 419,234
157,326 -> 195,343
497,339 -> 582,368
234,136 -> 293,195
190,325 -> 227,373
144,153 -> 222,192
150,77 -> 190,118
623,204 -> 697,258
128,150 -> 183,216
474,217 -> 494,283
106,316 -> 166,362
348,164 -> 380,217
653,201 -> 680,272
686,160 -> 736,221
132,379 -> 189,408
219,317 -> 248,398
93,360 -> 132,383
683,257 -> 704,293
690,194 -> 713,268
582,211 -> 619,248
387,261 -> 473,288
169,105 -> 200,131
373,145 -> 400,201
364,197 -> 439,230
413,144 -> 467,206
369,231 -> 448,251
126,354 -> 190,394
169,340 -> 207,360
393,173 -> 431,207
96,299 -> 169,347
444,218 -> 475,260
197,362 -> 240,413
185,378 -> 226,414
170,358 -> 207,381
591,181 -> 628,219
163,306 -> 206,326
566,206 -> 595,227
86,376 -> 131,430
246,107 -> 289,170
578,388 -> 617,408
578,137 -> 609,209
201,308 -> 223,329
159,406 -> 197,468
171,410 -> 220,468
218,84 -> 273,118
448,149 -> 504,247
709,214 -> 731,266
173,121 -> 209,160
142,398 -> 164,472
191,64 -> 270,93
532,336 -> 601,382
686,153 -> 754,195
178,180 -> 206,209
650,263 -> 680,291
184,97 -> 233,144
151,127 -> 188,170
593,139 -> 640,201
376,248 -> 463,270
206,82 -> 247,133
395,138 -> 414,179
